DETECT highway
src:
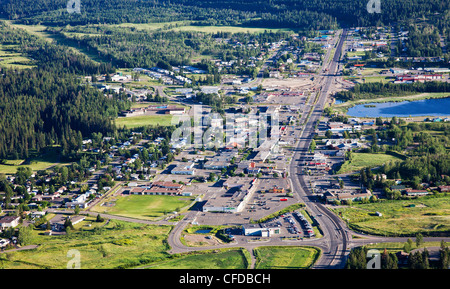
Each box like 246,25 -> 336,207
288,28 -> 350,268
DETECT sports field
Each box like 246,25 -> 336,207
115,114 -> 175,128
92,195 -> 196,220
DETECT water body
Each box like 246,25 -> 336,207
346,97 -> 450,118
195,229 -> 211,234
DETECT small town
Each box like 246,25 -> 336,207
0,0 -> 449,274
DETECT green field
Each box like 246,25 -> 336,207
350,76 -> 394,84
337,152 -> 403,174
0,148 -> 70,174
366,241 -> 447,253
142,248 -> 250,269
115,21 -> 292,34
333,195 -> 450,236
0,218 -> 172,269
254,246 -> 320,269
0,44 -> 35,69
115,114 -> 175,128
92,195 -> 196,220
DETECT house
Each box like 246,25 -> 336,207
201,86 -> 220,94
438,185 -> 450,192
0,215 -> 20,229
328,122 -> 357,133
396,251 -> 409,265
404,188 -> 429,197
324,189 -> 372,203
49,215 -> 85,232
269,70 -> 281,78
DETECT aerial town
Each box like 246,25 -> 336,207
0,0 -> 449,274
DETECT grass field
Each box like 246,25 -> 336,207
0,44 -> 35,69
115,21 -> 292,34
0,218 -> 173,269
0,148 -> 70,174
337,152 -> 403,174
142,248 -> 250,269
91,195 -> 196,220
366,241 -> 447,252
350,76 -> 395,84
115,114 -> 175,128
333,195 -> 450,236
254,246 -> 320,269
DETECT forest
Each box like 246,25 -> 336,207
345,240 -> 450,269
0,21 -> 114,75
0,68 -> 130,160
357,120 -> 450,192
334,81 -> 450,101
53,25 -> 292,77
1,0 -> 447,30
403,24 -> 443,57
0,22 -> 130,161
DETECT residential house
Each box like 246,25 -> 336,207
404,188 -> 429,197
0,215 -> 20,230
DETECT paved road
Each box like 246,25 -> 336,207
287,29 -> 350,269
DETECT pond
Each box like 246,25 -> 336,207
346,97 -> 450,118
195,229 -> 212,234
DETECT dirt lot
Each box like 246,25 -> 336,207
183,234 -> 223,246
263,77 -> 314,90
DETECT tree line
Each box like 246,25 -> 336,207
346,240 -> 450,269
2,0 -> 446,29
335,81 -> 450,101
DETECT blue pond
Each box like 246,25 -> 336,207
346,97 -> 450,118
195,229 -> 212,234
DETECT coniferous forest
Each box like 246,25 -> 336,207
1,0 -> 447,29
0,22 -> 129,160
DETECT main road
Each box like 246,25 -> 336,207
288,28 -> 350,268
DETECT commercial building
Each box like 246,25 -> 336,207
203,150 -> 238,170
120,105 -> 186,117
171,163 -> 196,175
125,181 -> 185,196
242,223 -> 281,237
202,177 -> 258,213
